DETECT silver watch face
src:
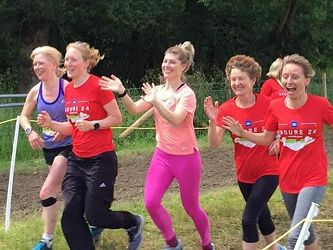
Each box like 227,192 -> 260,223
25,127 -> 32,135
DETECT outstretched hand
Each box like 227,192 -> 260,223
204,96 -> 219,123
221,116 -> 244,137
141,82 -> 157,104
99,75 -> 125,94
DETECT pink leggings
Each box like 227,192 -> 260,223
144,148 -> 211,246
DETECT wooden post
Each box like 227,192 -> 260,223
120,108 -> 153,137
322,72 -> 327,98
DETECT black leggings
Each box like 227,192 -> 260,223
61,151 -> 138,250
238,175 -> 279,243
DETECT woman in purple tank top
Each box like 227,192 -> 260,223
20,46 -> 72,250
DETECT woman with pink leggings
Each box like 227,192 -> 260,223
99,41 -> 214,250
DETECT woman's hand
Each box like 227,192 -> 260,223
28,131 -> 44,150
204,96 -> 218,123
268,138 -> 280,155
74,120 -> 95,132
52,132 -> 67,142
221,116 -> 244,137
141,82 -> 157,104
99,75 -> 125,94
37,111 -> 53,128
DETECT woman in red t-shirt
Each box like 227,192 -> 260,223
37,41 -> 143,250
260,58 -> 287,100
204,55 -> 284,250
222,54 -> 333,250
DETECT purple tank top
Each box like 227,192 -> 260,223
37,78 -> 72,149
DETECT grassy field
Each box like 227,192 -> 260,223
0,181 -> 332,250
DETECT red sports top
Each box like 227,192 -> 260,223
260,78 -> 287,100
265,95 -> 333,193
217,94 -> 279,183
64,74 -> 116,157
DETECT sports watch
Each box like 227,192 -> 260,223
93,122 -> 100,130
24,127 -> 33,136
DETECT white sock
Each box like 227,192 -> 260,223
42,233 -> 53,247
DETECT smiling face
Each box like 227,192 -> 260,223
281,63 -> 310,98
161,53 -> 186,81
229,68 -> 255,96
32,53 -> 57,81
64,47 -> 89,80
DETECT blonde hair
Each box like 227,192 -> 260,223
164,41 -> 195,82
281,54 -> 315,79
225,55 -> 262,82
266,58 -> 282,79
30,46 -> 65,77
66,41 -> 104,72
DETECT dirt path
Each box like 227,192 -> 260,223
0,131 -> 332,246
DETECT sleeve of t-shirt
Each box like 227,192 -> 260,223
97,82 -> 115,106
322,98 -> 333,125
216,103 -> 229,128
178,89 -> 196,114
264,103 -> 278,132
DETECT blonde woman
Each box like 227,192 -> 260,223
37,42 -> 143,250
20,46 -> 72,250
260,58 -> 287,99
99,41 -> 215,250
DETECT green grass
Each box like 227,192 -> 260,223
1,181 -> 332,250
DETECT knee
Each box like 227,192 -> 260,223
39,186 -> 52,200
41,197 -> 57,207
144,197 -> 161,213
85,207 -> 107,227
183,204 -> 201,218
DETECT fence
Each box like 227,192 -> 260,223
1,77 -> 333,162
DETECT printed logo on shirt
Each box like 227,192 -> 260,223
233,119 -> 264,148
65,100 -> 90,123
99,183 -> 106,188
278,120 -> 317,151
245,120 -> 252,127
234,137 -> 256,148
291,121 -> 298,127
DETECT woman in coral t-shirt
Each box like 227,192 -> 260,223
222,54 -> 333,250
99,41 -> 214,250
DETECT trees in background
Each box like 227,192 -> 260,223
0,0 -> 332,93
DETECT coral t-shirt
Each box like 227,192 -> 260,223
260,78 -> 287,100
216,94 -> 279,183
265,95 -> 333,193
64,74 -> 116,157
154,84 -> 198,155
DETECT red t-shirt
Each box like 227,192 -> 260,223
216,94 -> 279,183
265,95 -> 333,193
260,78 -> 287,100
65,74 -> 116,157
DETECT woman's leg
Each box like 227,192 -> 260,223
61,154 -> 94,250
84,151 -> 138,229
174,150 -> 212,247
282,186 -> 326,250
144,149 -> 176,241
40,155 -> 67,236
238,176 -> 278,250
84,151 -> 143,250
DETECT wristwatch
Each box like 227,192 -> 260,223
24,127 -> 33,136
93,122 -> 100,130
